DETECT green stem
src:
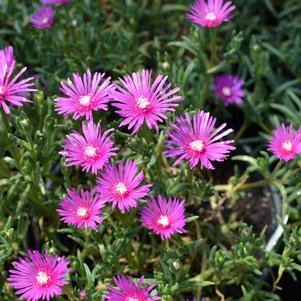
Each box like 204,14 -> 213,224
209,29 -> 217,66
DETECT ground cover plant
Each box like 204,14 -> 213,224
1,0 -> 301,300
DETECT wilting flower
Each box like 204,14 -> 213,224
111,69 -> 183,134
60,120 -> 118,174
187,0 -> 235,28
104,275 -> 160,301
0,46 -> 35,114
40,0 -> 70,4
57,188 -> 105,230
31,7 -> 55,30
79,290 -> 88,299
164,111 -> 235,169
55,69 -> 114,120
97,160 -> 152,213
8,250 -> 71,301
268,124 -> 301,162
214,75 -> 245,106
141,195 -> 186,240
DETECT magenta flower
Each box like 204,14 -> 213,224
40,0 -> 69,4
111,69 -> 183,134
141,195 -> 186,240
187,0 -> 235,28
164,111 -> 235,169
8,250 -> 71,301
214,75 -> 245,106
31,7 -> 55,30
57,188 -> 105,230
55,69 -> 114,120
104,275 -> 160,301
268,124 -> 301,162
60,120 -> 118,174
97,160 -> 152,213
0,46 -> 35,114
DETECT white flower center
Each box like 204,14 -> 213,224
115,182 -> 128,196
136,96 -> 151,109
282,140 -> 293,152
79,95 -> 92,106
222,86 -> 232,96
127,298 -> 139,301
77,207 -> 88,217
189,140 -> 204,152
84,145 -> 97,158
36,271 -> 50,285
157,215 -> 170,227
205,12 -> 217,21
0,86 -> 4,94
41,17 -> 49,24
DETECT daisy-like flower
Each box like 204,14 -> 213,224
141,195 -> 186,240
104,275 -> 160,301
164,111 -> 235,169
55,69 -> 114,120
57,188 -> 105,230
41,0 -> 69,4
31,7 -> 55,30
96,160 -> 152,213
111,69 -> 183,134
0,46 -> 35,114
60,120 -> 118,174
8,250 -> 71,301
214,75 -> 245,106
187,0 -> 235,28
268,124 -> 301,162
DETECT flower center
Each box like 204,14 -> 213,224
36,271 -> 50,285
0,86 -> 4,94
157,215 -> 170,227
205,12 -> 217,21
282,140 -> 293,152
222,86 -> 232,97
127,296 -> 140,301
84,145 -> 97,158
79,95 -> 92,107
136,96 -> 151,110
115,182 -> 128,197
189,140 -> 204,152
77,207 -> 88,218
41,17 -> 49,24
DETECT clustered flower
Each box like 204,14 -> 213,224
6,1 -> 300,301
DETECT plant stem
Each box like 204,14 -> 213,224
209,29 -> 217,66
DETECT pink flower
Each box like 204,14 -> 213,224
60,120 -> 118,174
164,111 -> 235,169
111,69 -> 183,134
0,46 -> 35,114
268,124 -> 301,162
55,69 -> 114,120
104,275 -> 160,301
31,7 -> 55,30
214,75 -> 245,106
40,0 -> 69,4
96,160 -> 152,213
57,188 -> 105,230
187,0 -> 235,28
141,195 -> 187,240
8,250 -> 71,301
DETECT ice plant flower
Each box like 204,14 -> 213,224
164,111 -> 235,169
214,75 -> 245,106
31,7 -> 55,30
55,69 -> 114,120
8,250 -> 71,301
111,69 -> 183,134
60,120 -> 118,174
141,195 -> 186,240
187,0 -> 235,28
268,124 -> 301,162
104,275 -> 160,301
40,0 -> 70,4
97,160 -> 152,213
57,188 -> 105,230
0,46 -> 35,114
